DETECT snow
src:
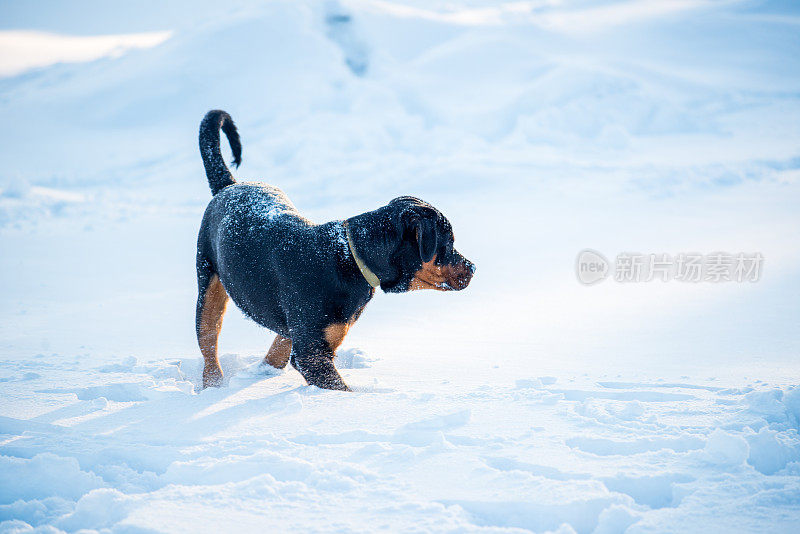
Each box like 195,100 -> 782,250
0,29 -> 172,78
1,0 -> 799,532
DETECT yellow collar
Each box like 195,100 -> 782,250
344,222 -> 381,288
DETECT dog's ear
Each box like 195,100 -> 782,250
402,210 -> 438,263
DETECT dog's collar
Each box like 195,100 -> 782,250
343,222 -> 381,289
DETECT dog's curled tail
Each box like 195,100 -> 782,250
199,110 -> 242,195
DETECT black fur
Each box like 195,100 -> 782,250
196,110 -> 475,391
199,110 -> 242,195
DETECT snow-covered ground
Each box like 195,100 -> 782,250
1,0 -> 799,532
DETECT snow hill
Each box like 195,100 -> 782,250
1,0 -> 799,532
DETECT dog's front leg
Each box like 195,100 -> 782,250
290,335 -> 350,391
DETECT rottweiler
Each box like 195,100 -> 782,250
196,110 -> 475,391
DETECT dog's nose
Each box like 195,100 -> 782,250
465,259 -> 476,275
450,259 -> 475,290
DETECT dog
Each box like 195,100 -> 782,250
196,110 -> 475,391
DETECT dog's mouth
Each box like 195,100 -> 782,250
409,258 -> 475,292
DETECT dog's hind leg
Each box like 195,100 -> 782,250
196,263 -> 229,388
263,335 -> 292,369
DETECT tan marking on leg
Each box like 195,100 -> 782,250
264,335 -> 292,369
199,274 -> 228,388
324,322 -> 351,352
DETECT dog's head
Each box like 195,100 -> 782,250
356,196 -> 475,293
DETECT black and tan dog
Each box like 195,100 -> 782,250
196,110 -> 475,391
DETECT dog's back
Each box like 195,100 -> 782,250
198,182 -> 315,334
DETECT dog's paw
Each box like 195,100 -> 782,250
202,366 -> 223,389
